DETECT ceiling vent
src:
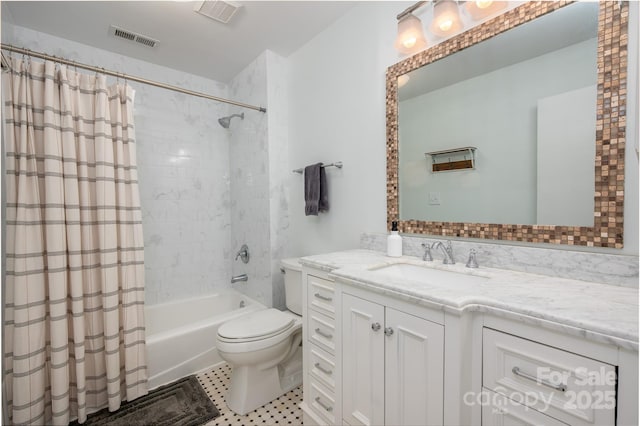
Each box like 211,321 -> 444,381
194,0 -> 242,24
109,25 -> 159,48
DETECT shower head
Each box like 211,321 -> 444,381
218,113 -> 244,129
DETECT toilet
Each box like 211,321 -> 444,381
216,258 -> 303,415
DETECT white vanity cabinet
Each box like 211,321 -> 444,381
299,253 -> 638,426
301,267 -> 343,426
477,316 -> 633,426
342,292 -> 444,426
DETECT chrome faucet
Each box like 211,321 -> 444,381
431,240 -> 455,264
231,274 -> 248,283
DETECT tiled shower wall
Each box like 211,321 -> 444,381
2,24 -> 236,305
229,53 -> 272,307
228,50 -> 291,310
265,51 -> 292,310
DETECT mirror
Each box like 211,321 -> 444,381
386,1 -> 628,248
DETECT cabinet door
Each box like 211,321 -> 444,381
342,294 -> 385,426
384,308 -> 444,426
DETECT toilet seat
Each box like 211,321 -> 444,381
218,308 -> 294,342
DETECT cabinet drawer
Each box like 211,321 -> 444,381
308,377 -> 337,425
309,345 -> 337,391
308,310 -> 336,354
308,275 -> 336,318
483,328 -> 616,426
481,388 -> 569,426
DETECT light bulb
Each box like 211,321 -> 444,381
394,14 -> 427,54
397,75 -> 410,87
465,1 -> 506,20
439,20 -> 453,32
475,0 -> 493,9
403,37 -> 417,48
430,0 -> 462,37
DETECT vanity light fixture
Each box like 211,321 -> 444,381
394,0 -> 508,54
465,0 -> 507,20
430,0 -> 463,36
394,13 -> 428,54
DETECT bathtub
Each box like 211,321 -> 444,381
145,290 -> 264,389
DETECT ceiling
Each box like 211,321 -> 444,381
2,1 -> 355,83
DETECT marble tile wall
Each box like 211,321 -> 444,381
228,50 -> 293,310
3,24 -> 234,305
361,232 -> 639,288
229,53 -> 273,307
266,51 -> 292,310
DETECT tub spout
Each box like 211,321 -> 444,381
231,274 -> 248,284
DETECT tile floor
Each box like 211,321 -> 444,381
197,363 -> 304,426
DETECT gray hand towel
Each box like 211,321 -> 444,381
304,163 -> 329,216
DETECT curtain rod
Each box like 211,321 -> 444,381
0,43 -> 267,113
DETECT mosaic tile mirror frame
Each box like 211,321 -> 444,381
386,1 -> 628,248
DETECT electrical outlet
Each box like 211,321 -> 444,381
428,192 -> 441,205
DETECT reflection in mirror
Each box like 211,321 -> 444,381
387,0 -> 628,247
397,2 -> 598,226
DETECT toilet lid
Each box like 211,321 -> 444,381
218,308 -> 295,340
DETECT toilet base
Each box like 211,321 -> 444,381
225,346 -> 302,415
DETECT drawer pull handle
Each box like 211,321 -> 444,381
315,328 -> 333,339
314,292 -> 333,302
315,397 -> 333,412
512,366 -> 567,392
314,362 -> 333,375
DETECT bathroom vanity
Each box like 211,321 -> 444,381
298,249 -> 638,426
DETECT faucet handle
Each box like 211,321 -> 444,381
466,249 -> 479,268
421,243 -> 433,261
235,244 -> 250,264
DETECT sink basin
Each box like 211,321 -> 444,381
370,263 -> 490,285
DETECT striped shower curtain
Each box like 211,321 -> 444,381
2,57 -> 148,425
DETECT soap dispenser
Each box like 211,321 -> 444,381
387,221 -> 403,257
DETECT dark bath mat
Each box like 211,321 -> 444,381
71,375 -> 219,426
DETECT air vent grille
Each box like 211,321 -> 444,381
114,28 -> 135,41
109,25 -> 159,48
194,0 -> 242,24
135,35 -> 157,47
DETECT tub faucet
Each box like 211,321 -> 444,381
431,240 -> 455,265
231,274 -> 248,283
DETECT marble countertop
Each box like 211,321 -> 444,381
300,249 -> 639,350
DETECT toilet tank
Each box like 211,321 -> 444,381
280,258 -> 302,315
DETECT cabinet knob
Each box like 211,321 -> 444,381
384,327 -> 394,336
371,322 -> 381,332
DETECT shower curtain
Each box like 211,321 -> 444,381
2,57 -> 148,425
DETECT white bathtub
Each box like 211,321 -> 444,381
145,291 -> 264,389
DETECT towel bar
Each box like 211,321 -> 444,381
293,162 -> 343,174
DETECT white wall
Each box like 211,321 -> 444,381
287,1 -> 639,256
2,24 -> 235,305
288,2 -> 404,256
